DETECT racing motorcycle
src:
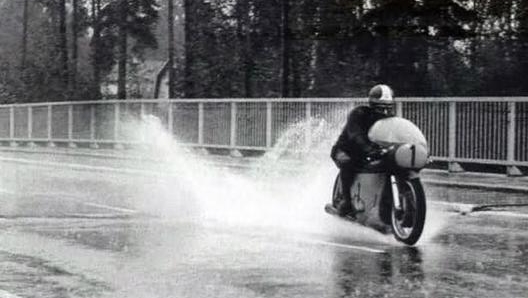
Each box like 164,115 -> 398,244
325,116 -> 429,245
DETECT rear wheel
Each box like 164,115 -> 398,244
391,178 -> 426,245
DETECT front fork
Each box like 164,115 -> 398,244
390,171 -> 419,213
390,175 -> 402,211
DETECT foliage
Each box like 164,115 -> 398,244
0,0 -> 159,102
183,0 -> 528,97
96,0 -> 160,83
3,0 -> 528,102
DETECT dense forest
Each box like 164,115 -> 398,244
1,0 -> 528,102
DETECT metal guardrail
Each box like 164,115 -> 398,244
0,97 -> 526,176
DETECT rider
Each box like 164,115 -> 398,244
330,84 -> 396,216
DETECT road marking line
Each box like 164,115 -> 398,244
79,202 -> 138,214
0,156 -> 163,176
301,238 -> 386,254
0,188 -> 138,216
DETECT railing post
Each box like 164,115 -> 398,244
47,105 -> 55,147
198,102 -> 204,145
139,102 -> 146,145
448,101 -> 463,172
507,101 -> 522,176
114,103 -> 124,149
197,102 -> 206,154
305,101 -> 312,150
395,101 -> 403,117
140,102 -> 145,119
9,106 -> 17,147
230,102 -> 242,157
27,106 -> 36,147
89,105 -> 99,149
266,101 -> 272,148
167,102 -> 173,135
67,104 -> 77,148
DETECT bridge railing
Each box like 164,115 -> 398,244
0,97 -> 526,176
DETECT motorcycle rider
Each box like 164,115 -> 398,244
330,84 -> 396,216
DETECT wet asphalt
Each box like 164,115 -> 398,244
0,152 -> 526,298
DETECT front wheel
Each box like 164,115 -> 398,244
391,178 -> 426,245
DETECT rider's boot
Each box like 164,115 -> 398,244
335,170 -> 356,217
336,199 -> 352,217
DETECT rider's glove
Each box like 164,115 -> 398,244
366,146 -> 389,162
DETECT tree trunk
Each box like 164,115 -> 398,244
117,0 -> 128,99
92,0 -> 102,99
20,0 -> 30,100
291,45 -> 301,97
237,0 -> 253,97
307,4 -> 321,93
183,0 -> 194,98
281,0 -> 290,97
168,0 -> 176,98
59,0 -> 69,96
71,0 -> 79,98
244,28 -> 254,98
21,0 -> 29,70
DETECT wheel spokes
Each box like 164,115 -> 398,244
393,182 -> 417,237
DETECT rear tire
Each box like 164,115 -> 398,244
391,178 -> 426,245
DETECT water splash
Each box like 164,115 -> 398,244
124,114 -> 444,246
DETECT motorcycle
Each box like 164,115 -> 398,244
325,116 -> 429,245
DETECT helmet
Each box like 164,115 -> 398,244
368,84 -> 395,115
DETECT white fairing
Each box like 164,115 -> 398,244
368,117 -> 428,149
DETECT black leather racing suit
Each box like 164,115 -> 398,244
330,105 -> 390,212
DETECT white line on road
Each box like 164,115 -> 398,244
79,202 -> 138,214
0,187 -> 138,216
300,238 -> 386,254
0,156 -> 163,177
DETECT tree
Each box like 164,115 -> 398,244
354,0 -> 478,95
117,0 -> 128,99
97,0 -> 159,99
21,0 -> 29,71
16,0 -> 77,101
59,0 -> 68,92
167,0 -> 176,98
281,0 -> 290,97
28,0 -> 90,100
235,0 -> 255,97
71,0 -> 79,95
91,0 -> 102,98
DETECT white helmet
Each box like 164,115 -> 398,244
368,84 -> 394,115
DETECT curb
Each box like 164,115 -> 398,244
421,177 -> 528,193
429,200 -> 476,214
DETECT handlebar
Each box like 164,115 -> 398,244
365,145 -> 394,162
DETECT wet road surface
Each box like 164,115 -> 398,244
0,151 -> 527,298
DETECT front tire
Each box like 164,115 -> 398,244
391,178 -> 426,245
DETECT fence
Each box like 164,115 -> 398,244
0,98 -> 526,176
